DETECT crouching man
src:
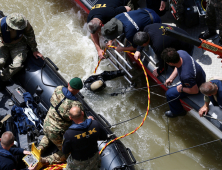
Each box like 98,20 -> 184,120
199,77 -> 222,116
63,106 -> 108,170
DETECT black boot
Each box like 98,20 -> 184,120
199,29 -> 217,40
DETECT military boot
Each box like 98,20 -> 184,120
199,29 -> 217,40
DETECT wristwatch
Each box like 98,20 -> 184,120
181,87 -> 183,92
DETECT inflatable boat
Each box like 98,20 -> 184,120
0,14 -> 136,170
73,0 -> 222,139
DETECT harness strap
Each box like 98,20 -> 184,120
0,114 -> 11,129
51,97 -> 67,121
143,9 -> 153,24
123,12 -> 139,31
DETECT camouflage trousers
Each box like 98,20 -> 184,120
0,38 -> 28,81
64,152 -> 100,170
205,0 -> 222,38
38,130 -> 69,165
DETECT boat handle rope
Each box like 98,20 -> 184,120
99,49 -> 151,154
93,45 -> 134,74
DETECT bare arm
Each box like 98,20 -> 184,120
199,102 -> 210,117
125,6 -> 131,12
91,33 -> 105,59
159,1 -> 166,11
182,84 -> 199,94
165,67 -> 178,86
116,46 -> 136,53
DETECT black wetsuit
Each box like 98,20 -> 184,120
62,119 -> 107,161
136,23 -> 194,74
84,70 -> 125,91
87,0 -> 129,24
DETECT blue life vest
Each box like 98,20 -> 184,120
209,80 -> 222,109
1,16 -> 24,43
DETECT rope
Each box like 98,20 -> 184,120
201,0 -> 206,11
43,163 -> 67,170
93,59 -> 101,74
104,94 -> 180,128
99,58 -> 151,155
93,48 -> 107,74
127,138 -> 222,166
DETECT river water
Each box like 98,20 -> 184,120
1,0 -> 222,169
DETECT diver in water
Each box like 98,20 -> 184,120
84,70 -> 125,92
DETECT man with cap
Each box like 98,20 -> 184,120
101,8 -> 161,53
38,77 -> 84,165
0,13 -> 43,82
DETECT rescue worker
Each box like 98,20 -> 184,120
133,23 -> 194,77
84,70 -> 125,92
38,77 -> 83,165
101,8 -> 161,53
63,106 -> 108,170
87,0 -> 132,59
199,0 -> 222,46
162,48 -> 206,118
199,77 -> 222,116
0,131 -> 32,170
146,0 -> 167,17
0,13 -> 43,82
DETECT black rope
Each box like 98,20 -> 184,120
127,138 -> 222,166
109,83 -> 179,96
104,94 -> 181,128
167,117 -> 170,154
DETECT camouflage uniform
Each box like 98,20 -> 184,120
0,13 -> 38,81
205,0 -> 222,39
65,152 -> 100,170
39,86 -> 83,165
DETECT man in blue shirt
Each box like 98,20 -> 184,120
0,131 -> 33,170
199,78 -> 222,116
101,8 -> 161,53
162,48 -> 206,118
133,23 -> 194,77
